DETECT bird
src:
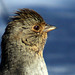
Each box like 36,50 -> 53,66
0,9 -> 56,75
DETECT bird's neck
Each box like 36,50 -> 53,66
1,40 -> 44,71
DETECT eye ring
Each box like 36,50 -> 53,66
34,25 -> 40,30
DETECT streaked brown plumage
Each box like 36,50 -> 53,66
0,9 -> 56,75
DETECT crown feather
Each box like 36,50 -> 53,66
11,9 -> 44,23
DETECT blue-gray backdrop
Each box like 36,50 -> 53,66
0,0 -> 75,75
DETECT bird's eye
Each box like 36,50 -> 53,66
34,25 -> 40,30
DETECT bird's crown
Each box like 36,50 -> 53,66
11,9 -> 44,23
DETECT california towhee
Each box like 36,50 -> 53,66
0,9 -> 56,75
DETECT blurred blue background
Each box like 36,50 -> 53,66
0,0 -> 75,75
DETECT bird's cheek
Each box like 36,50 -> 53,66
42,32 -> 47,40
39,32 -> 47,49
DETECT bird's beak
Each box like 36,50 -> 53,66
43,24 -> 56,32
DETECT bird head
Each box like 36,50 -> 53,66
2,9 -> 56,56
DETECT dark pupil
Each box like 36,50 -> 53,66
34,26 -> 39,30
